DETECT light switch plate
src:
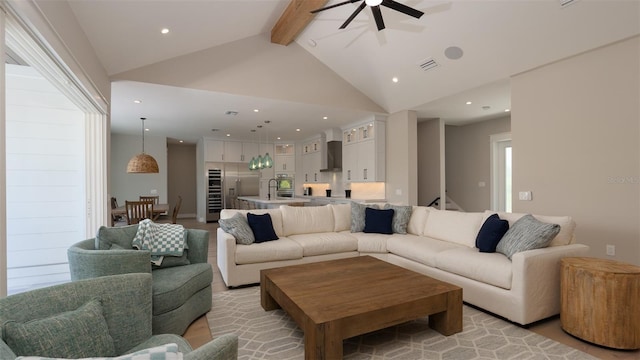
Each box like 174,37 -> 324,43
518,191 -> 532,201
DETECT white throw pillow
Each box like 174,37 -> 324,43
280,205 -> 334,236
330,203 -> 351,232
423,208 -> 483,247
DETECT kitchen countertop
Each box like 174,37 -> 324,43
299,196 -> 386,203
237,196 -> 310,204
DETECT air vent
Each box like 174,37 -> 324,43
418,58 -> 440,72
225,111 -> 238,116
559,0 -> 580,8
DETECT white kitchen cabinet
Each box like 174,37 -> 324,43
302,150 -> 322,183
241,142 -> 260,163
342,119 -> 385,182
224,141 -> 260,163
274,143 -> 295,173
204,139 -> 224,162
223,141 -> 242,162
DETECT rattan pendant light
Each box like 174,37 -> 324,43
127,117 -> 159,173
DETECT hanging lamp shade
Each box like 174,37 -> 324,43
256,154 -> 264,169
127,117 -> 159,173
249,156 -> 257,170
263,152 -> 273,168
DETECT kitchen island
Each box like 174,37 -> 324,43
237,196 -> 310,209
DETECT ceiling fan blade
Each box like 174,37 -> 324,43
371,5 -> 385,31
339,2 -> 367,29
311,0 -> 361,14
381,0 -> 424,18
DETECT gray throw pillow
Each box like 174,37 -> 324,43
383,204 -> 413,234
350,202 -> 379,232
4,299 -> 116,358
218,212 -> 255,245
95,225 -> 138,250
496,214 -> 561,260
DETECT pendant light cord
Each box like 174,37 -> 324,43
141,117 -> 146,153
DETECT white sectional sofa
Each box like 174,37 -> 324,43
216,204 -> 589,325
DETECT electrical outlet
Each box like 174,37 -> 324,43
606,244 -> 616,256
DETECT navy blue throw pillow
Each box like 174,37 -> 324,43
476,213 -> 509,253
363,207 -> 394,235
247,213 -> 279,243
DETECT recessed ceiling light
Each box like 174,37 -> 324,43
254,109 -> 259,112
466,101 -> 472,105
505,109 -> 511,112
308,39 -> 317,47
133,99 -> 142,104
144,128 -> 150,132
226,134 -> 231,137
277,137 -> 281,140
161,28 -> 170,34
323,116 -> 328,120
392,77 -> 399,83
296,129 -> 301,132
179,140 -> 183,143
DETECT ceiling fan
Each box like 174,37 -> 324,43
311,0 -> 424,31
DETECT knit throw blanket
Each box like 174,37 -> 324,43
132,219 -> 187,266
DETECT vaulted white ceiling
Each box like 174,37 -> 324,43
67,0 -> 640,143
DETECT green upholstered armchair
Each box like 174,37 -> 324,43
67,225 -> 213,335
0,273 -> 237,360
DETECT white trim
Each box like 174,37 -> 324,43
490,132 -> 512,211
439,119 -> 446,210
0,8 -> 7,298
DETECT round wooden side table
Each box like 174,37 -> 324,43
560,257 -> 640,349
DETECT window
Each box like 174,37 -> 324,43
1,10 -> 108,296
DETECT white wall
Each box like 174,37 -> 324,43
386,110 -> 417,205
417,119 -> 443,206
511,36 -> 640,264
446,116 -> 511,211
112,33 -> 384,114
110,134 -> 168,205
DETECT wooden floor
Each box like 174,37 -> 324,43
178,218 -> 640,359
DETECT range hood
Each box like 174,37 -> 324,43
320,141 -> 342,172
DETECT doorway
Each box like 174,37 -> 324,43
491,133 -> 512,212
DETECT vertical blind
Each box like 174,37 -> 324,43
5,64 -> 85,294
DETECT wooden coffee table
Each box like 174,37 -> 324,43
260,256 -> 462,359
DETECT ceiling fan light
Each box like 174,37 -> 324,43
366,0 -> 383,6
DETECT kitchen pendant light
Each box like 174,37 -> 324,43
127,117 -> 159,173
263,120 -> 273,168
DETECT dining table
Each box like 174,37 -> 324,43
111,203 -> 169,225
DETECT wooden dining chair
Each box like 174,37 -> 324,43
170,196 -> 183,224
110,197 -> 122,226
139,195 -> 159,204
125,200 -> 154,225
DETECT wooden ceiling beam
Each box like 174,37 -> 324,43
271,0 -> 328,46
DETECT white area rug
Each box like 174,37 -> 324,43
209,286 -> 596,360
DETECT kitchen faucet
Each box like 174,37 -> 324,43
267,178 -> 277,200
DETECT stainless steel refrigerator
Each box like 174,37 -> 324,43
206,162 -> 259,222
